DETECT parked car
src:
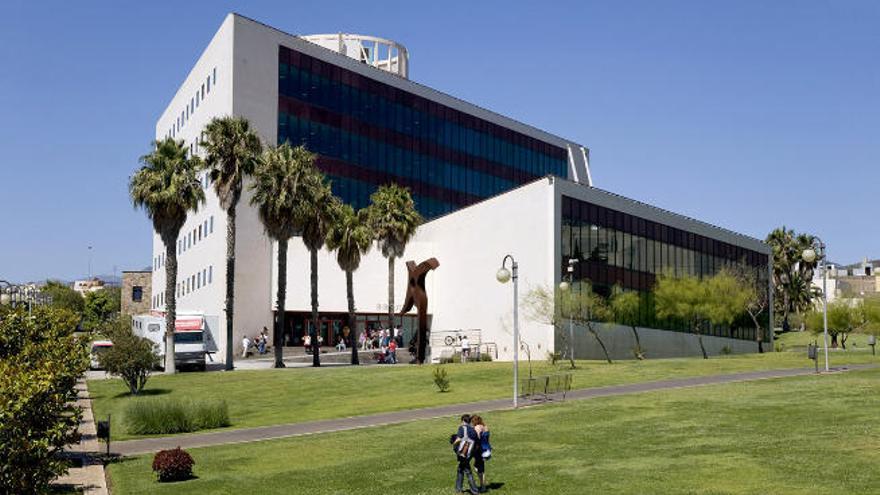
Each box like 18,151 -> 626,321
90,340 -> 114,370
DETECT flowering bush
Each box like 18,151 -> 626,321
152,447 -> 195,482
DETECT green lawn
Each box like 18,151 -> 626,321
89,350 -> 878,441
775,330 -> 877,351
107,367 -> 880,494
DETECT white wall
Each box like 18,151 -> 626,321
151,15 -> 235,359
420,179 -> 558,360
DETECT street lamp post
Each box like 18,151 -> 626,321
802,239 -> 829,372
558,258 -> 578,363
496,255 -> 519,408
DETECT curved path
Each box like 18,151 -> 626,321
112,364 -> 873,456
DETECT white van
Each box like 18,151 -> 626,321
132,313 -> 207,370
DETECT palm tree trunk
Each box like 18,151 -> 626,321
310,247 -> 321,367
163,236 -> 178,374
224,204 -> 237,371
347,270 -> 359,365
587,324 -> 612,364
387,256 -> 395,331
274,239 -> 288,368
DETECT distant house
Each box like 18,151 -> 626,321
121,271 -> 151,317
73,278 -> 105,295
813,258 -> 880,303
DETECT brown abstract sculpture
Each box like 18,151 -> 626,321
399,257 -> 439,364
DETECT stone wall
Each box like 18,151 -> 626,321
121,271 -> 151,317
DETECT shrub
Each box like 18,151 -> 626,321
0,306 -> 89,493
432,366 -> 450,392
98,316 -> 160,395
479,353 -> 493,362
125,399 -> 229,435
152,447 -> 195,482
546,351 -> 561,366
721,345 -> 732,355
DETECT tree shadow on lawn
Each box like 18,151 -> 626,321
111,388 -> 172,399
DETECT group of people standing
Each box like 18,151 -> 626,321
450,414 -> 492,494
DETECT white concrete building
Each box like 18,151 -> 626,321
149,14 -> 771,363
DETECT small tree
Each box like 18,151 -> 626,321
0,306 -> 89,492
99,317 -> 160,395
654,274 -> 711,359
730,265 -> 769,353
82,287 -> 121,332
805,299 -> 880,349
609,286 -> 645,360
42,280 -> 85,316
703,270 -> 752,347
525,284 -> 612,364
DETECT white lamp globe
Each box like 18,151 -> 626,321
496,267 -> 511,284
559,281 -> 570,291
802,248 -> 817,263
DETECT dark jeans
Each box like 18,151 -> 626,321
456,456 -> 479,494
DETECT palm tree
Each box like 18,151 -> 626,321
296,168 -> 335,367
766,227 -> 796,330
201,116 -> 262,370
326,201 -> 373,365
368,184 -> 423,355
130,138 -> 204,373
766,227 -> 822,332
249,144 -> 312,368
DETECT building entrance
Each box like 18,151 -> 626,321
281,311 -> 430,350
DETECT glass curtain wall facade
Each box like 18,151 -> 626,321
561,195 -> 771,341
278,45 -> 568,218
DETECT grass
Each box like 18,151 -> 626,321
107,367 -> 880,494
88,350 -> 878,441
124,399 -> 229,435
775,330 -> 877,351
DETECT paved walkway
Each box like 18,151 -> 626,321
51,380 -> 109,494
112,364 -> 873,456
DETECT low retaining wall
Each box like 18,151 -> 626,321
559,322 -> 763,360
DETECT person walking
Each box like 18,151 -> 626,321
450,414 -> 480,495
460,334 -> 470,363
241,335 -> 251,358
387,338 -> 398,364
471,415 -> 492,492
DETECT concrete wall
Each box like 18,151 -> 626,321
559,322 -> 761,361
418,178 -> 558,361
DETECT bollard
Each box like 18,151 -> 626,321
868,335 -> 877,356
807,343 -> 819,373
96,414 -> 111,456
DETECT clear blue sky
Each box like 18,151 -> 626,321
1,1 -> 878,282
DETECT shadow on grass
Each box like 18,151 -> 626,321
157,474 -> 200,483
112,388 -> 172,399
